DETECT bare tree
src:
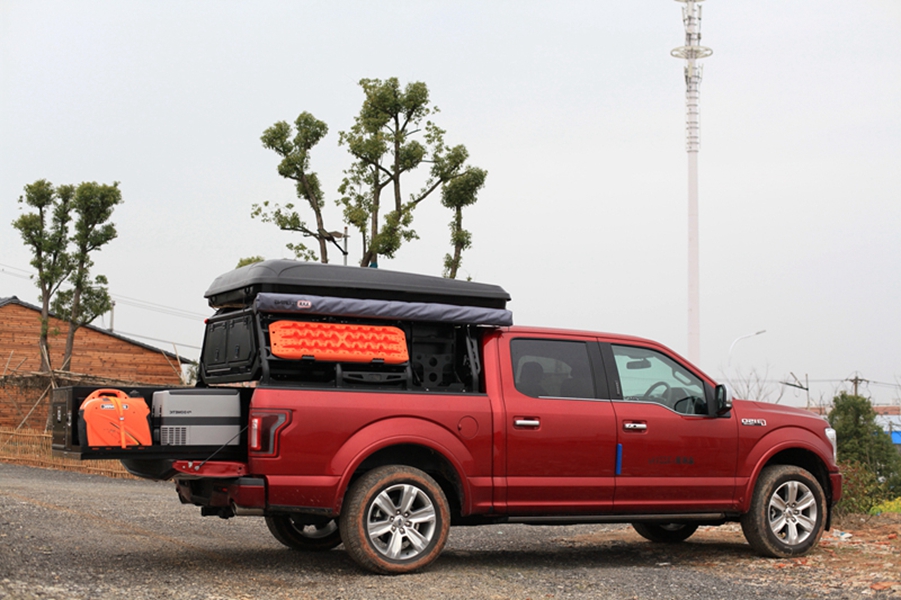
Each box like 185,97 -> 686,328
725,366 -> 786,404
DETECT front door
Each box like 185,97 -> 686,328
607,344 -> 738,513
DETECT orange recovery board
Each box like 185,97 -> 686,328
269,321 -> 408,364
80,388 -> 152,448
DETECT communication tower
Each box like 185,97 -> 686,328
672,0 -> 712,364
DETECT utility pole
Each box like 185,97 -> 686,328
781,372 -> 810,409
847,374 -> 868,396
672,0 -> 712,364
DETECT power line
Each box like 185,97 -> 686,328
111,295 -> 208,320
115,330 -> 201,351
0,263 -> 33,281
0,261 -> 208,320
0,262 -> 32,275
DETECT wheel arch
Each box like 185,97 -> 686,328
739,428 -> 835,518
352,444 -> 464,518
329,417 -> 473,517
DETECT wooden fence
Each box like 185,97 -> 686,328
0,426 -> 133,478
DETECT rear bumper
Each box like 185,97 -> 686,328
175,473 -> 266,514
172,460 -> 247,478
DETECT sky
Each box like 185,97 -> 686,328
1,1 -> 899,408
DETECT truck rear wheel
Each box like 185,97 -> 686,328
632,522 -> 699,543
741,464 -> 826,557
339,465 -> 450,574
265,515 -> 342,551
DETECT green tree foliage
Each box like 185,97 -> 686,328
12,180 -> 120,372
52,182 -> 122,370
235,256 -> 265,269
254,78 -> 486,276
254,113 -> 333,263
12,180 -> 74,371
441,163 -> 486,278
828,392 -> 901,499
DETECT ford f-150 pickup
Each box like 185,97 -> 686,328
52,259 -> 841,574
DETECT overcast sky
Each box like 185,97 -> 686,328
2,1 -> 899,407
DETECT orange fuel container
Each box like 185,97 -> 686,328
269,321 -> 408,364
80,388 -> 152,448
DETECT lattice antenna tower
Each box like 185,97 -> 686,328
671,0 -> 712,364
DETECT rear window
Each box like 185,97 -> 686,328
510,339 -> 595,399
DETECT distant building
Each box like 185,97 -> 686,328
876,415 -> 901,453
809,403 -> 901,454
0,296 -> 189,428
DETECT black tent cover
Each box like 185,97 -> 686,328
205,259 -> 511,310
254,293 -> 513,327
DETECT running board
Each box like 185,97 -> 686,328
507,513 -> 728,526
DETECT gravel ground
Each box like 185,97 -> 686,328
0,463 -> 873,599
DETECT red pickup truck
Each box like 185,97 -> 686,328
52,260 -> 841,574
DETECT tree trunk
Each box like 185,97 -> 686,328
299,172 -> 329,264
447,206 -> 463,279
393,115 -> 402,213
363,168 -> 382,267
61,285 -> 82,371
39,296 -> 52,373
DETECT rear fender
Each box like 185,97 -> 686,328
329,417 -> 474,514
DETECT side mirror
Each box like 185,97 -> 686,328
714,384 -> 733,416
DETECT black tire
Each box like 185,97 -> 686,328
339,465 -> 450,574
265,514 -> 342,551
632,522 -> 699,543
741,464 -> 826,558
120,459 -> 176,481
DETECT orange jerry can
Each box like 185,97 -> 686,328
80,388 -> 152,448
269,321 -> 409,364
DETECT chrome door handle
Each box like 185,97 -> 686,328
514,419 -> 540,427
624,422 -> 647,431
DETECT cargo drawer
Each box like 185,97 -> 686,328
51,386 -> 251,461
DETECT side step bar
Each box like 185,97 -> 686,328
507,513 -> 728,526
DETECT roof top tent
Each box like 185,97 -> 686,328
205,259 -> 511,310
199,260 -> 513,391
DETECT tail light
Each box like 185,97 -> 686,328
249,416 -> 262,451
248,410 -> 289,456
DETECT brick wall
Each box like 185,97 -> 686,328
1,300 -> 186,429
1,302 -> 183,383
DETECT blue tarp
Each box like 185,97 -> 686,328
254,292 -> 513,327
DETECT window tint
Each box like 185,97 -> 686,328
612,345 -> 707,414
511,339 -> 595,399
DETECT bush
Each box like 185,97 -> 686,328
828,393 -> 901,492
871,497 -> 901,515
836,460 -> 887,516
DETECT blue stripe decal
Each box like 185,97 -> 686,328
616,443 -> 623,475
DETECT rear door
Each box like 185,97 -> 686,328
499,335 -> 617,514
605,343 -> 738,513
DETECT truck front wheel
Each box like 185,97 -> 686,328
339,465 -> 450,574
265,515 -> 342,551
741,464 -> 826,557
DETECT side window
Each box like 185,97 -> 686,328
612,345 -> 707,414
511,339 -> 595,399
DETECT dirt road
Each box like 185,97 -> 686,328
1,463 -> 897,599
